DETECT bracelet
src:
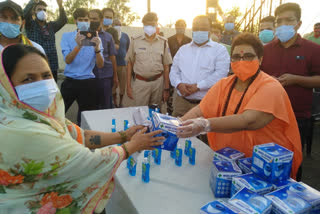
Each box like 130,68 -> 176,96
121,144 -> 129,159
118,131 -> 127,143
95,50 -> 101,53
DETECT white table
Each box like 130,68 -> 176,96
81,107 -> 216,214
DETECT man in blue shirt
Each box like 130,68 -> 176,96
112,19 -> 130,107
89,9 -> 117,109
60,8 -> 104,125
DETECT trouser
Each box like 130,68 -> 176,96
131,76 -> 164,107
172,90 -> 199,117
96,77 -> 113,110
166,85 -> 174,115
296,118 -> 312,181
61,77 -> 98,125
112,66 -> 127,96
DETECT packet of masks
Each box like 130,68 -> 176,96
251,143 -> 293,183
210,160 -> 242,198
213,147 -> 245,162
265,183 -> 314,214
231,173 -> 273,197
200,200 -> 243,214
151,112 -> 180,151
272,178 -> 297,190
237,157 -> 252,174
132,108 -> 153,131
229,187 -> 272,214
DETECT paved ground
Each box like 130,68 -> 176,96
58,77 -> 320,191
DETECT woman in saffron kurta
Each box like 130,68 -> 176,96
0,44 -> 164,214
177,33 -> 302,178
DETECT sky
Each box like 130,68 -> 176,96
11,0 -> 320,34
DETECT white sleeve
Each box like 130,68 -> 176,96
169,48 -> 182,88
197,45 -> 230,90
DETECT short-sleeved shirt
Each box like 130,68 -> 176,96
199,72 -> 302,178
61,30 -> 103,80
261,35 -> 320,119
93,30 -> 117,79
306,33 -> 320,45
125,34 -> 173,78
116,32 -> 130,66
167,34 -> 192,58
106,27 -> 120,45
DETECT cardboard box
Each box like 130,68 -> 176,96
210,160 -> 242,198
251,143 -> 293,183
265,183 -> 312,214
237,157 -> 252,174
151,112 -> 180,151
229,187 -> 272,214
231,173 -> 273,197
200,200 -> 243,214
213,147 -> 245,162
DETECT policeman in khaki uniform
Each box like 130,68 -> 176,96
125,12 -> 172,107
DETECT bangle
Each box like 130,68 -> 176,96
118,131 -> 127,143
95,50 -> 101,53
121,144 -> 129,159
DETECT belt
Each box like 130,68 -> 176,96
182,96 -> 201,104
135,73 -> 162,82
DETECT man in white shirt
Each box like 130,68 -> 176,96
170,15 -> 230,117
0,0 -> 45,54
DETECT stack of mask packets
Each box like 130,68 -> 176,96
237,157 -> 252,174
200,200 -> 243,214
210,160 -> 242,198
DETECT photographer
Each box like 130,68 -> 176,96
60,8 -> 103,125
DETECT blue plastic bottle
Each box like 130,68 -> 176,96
142,158 -> 150,183
175,146 -> 183,167
184,140 -> 192,156
170,145 -> 177,159
111,118 -> 116,133
144,150 -> 151,164
154,148 -> 162,165
189,147 -> 196,165
124,120 -> 129,131
127,156 -> 132,168
128,156 -> 136,176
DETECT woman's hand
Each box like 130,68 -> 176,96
124,128 -> 164,155
125,125 -> 145,141
177,118 -> 211,138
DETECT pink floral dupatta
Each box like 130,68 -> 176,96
0,46 -> 125,214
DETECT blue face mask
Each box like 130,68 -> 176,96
77,21 -> 89,31
103,18 -> 113,26
275,25 -> 296,43
15,79 -> 58,112
224,23 -> 235,31
193,31 -> 209,44
259,29 -> 274,44
0,22 -> 21,39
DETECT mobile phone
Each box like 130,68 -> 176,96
80,31 -> 96,46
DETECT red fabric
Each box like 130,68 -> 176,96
199,72 -> 303,178
261,34 -> 320,119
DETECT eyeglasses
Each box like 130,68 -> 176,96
275,17 -> 297,26
231,53 -> 257,62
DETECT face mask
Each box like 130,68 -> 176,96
225,23 -> 235,31
90,21 -> 100,31
176,28 -> 185,35
0,22 -> 21,39
275,25 -> 296,43
103,18 -> 113,26
259,29 -> 274,44
77,21 -> 89,31
36,10 -> 47,21
231,60 -> 260,81
15,79 -> 58,112
192,31 -> 209,44
144,25 -> 156,36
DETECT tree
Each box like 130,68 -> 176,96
225,6 -> 242,22
63,0 -> 96,23
106,0 -> 140,26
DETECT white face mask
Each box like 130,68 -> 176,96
15,79 -> 58,112
144,25 -> 156,36
36,10 -> 47,21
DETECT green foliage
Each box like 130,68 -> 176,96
106,0 -> 140,26
63,0 -> 96,21
225,6 -> 243,22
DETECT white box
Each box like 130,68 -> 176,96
213,147 -> 245,162
200,200 -> 243,214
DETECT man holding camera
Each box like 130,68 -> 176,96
24,0 -> 67,82
60,8 -> 104,125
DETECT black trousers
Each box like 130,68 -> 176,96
61,77 -> 98,125
296,118 -> 312,181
